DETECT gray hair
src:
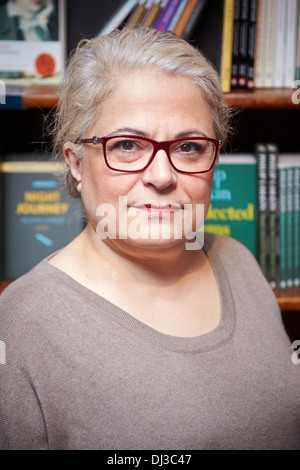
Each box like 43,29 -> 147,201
52,26 -> 232,198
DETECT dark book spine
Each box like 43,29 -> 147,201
266,143 -> 279,289
182,0 -> 209,40
237,0 -> 249,89
294,165 -> 300,288
256,143 -> 268,280
231,0 -> 241,89
246,0 -> 257,90
286,167 -> 294,288
278,165 -> 287,290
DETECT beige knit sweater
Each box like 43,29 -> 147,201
0,233 -> 299,450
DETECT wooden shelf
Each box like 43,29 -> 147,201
22,85 -> 60,109
3,86 -> 299,110
1,279 -> 299,311
224,88 -> 299,110
274,288 -> 300,312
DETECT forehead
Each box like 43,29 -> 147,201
95,69 -> 214,136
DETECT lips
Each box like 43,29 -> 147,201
131,203 -> 182,215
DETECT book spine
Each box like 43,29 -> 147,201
97,0 -> 138,36
254,0 -> 265,88
284,0 -> 298,87
295,0 -> 300,81
169,0 -> 189,31
126,0 -> 148,27
173,0 -> 199,38
266,143 -> 279,289
231,0 -> 241,90
237,0 -> 250,89
256,143 -> 269,280
246,0 -> 258,90
294,165 -> 300,287
278,165 -> 287,289
220,0 -> 235,93
273,0 -> 287,87
286,166 -> 294,287
181,0 -> 209,40
141,0 -> 164,27
264,0 -> 276,87
154,0 -> 182,31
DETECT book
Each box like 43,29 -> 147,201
230,0 -> 241,89
219,0 -> 235,93
169,0 -> 189,31
246,0 -> 258,90
255,143 -> 268,279
266,143 -> 279,289
173,0 -> 199,38
97,0 -> 138,36
254,0 -> 267,88
181,0 -> 209,40
0,0 -> 66,87
237,0 -> 250,89
295,0 -> 300,81
278,158 -> 288,289
273,0 -> 287,88
126,0 -> 148,27
154,0 -> 182,31
284,0 -> 298,87
205,153 -> 257,257
263,0 -> 276,87
286,166 -> 294,288
141,0 -> 165,27
1,153 -> 84,279
294,162 -> 300,287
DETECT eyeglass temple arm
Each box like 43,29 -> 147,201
75,136 -> 102,145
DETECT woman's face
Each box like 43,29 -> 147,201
66,69 -> 217,257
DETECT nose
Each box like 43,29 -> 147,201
142,149 -> 177,190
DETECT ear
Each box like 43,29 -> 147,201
63,142 -> 82,191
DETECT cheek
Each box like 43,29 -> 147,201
81,157 -> 139,207
186,173 -> 214,204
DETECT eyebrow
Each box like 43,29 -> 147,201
108,127 -> 209,139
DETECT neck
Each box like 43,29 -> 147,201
81,223 -> 205,285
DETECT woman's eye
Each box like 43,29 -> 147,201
119,141 -> 135,151
179,142 -> 201,153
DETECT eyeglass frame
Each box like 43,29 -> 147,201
74,135 -> 221,174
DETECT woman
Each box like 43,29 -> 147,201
0,27 -> 299,450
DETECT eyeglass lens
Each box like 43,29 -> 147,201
105,137 -> 216,172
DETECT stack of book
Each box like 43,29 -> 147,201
206,148 -> 300,291
255,144 -> 300,290
97,0 -> 209,40
220,0 -> 300,92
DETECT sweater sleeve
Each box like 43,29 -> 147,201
0,276 -> 49,450
0,363 -> 48,450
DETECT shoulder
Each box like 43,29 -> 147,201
0,260 -> 70,339
1,260 -> 60,307
204,232 -> 272,289
204,232 -> 258,264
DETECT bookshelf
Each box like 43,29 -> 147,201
1,85 -> 300,314
0,0 -> 299,320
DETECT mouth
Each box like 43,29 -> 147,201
131,203 -> 182,215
